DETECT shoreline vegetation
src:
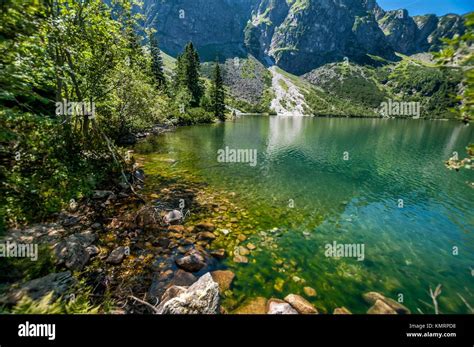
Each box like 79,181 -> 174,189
0,1 -> 472,315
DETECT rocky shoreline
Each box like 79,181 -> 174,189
0,153 -> 412,315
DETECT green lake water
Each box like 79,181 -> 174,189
136,116 -> 474,313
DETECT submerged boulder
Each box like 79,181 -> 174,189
333,307 -> 352,314
363,292 -> 410,314
284,294 -> 318,314
267,298 -> 298,314
211,270 -> 235,292
367,299 -> 397,314
234,297 -> 268,314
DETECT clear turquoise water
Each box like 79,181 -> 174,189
138,116 -> 474,313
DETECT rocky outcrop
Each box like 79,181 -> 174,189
157,273 -> 220,314
141,0 -> 258,60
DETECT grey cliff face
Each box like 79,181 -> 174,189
142,0 -> 467,74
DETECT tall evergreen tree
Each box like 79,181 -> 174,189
210,60 -> 226,121
173,42 -> 203,107
149,32 -> 166,90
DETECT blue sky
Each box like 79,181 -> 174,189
377,0 -> 474,16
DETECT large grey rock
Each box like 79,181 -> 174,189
157,273 -> 220,314
175,250 -> 206,273
53,230 -> 97,271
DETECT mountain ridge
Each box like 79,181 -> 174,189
141,0 -> 467,74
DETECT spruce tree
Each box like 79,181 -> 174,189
211,60 -> 226,121
173,42 -> 203,106
149,32 -> 166,89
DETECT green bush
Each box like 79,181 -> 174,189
174,107 -> 215,125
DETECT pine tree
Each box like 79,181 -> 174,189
173,42 -> 203,107
149,32 -> 166,90
210,60 -> 226,121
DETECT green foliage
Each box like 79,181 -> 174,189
174,107 -> 215,125
0,245 -> 55,286
434,12 -> 474,121
0,0 -> 169,227
0,111 -> 111,226
99,62 -> 170,139
173,42 -> 204,107
149,31 -> 167,90
9,289 -> 100,314
210,62 -> 226,121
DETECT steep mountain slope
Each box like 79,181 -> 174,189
142,0 -> 259,60
142,0 -> 467,74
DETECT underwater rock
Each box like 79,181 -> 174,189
267,298 -> 298,314
211,270 -> 235,292
284,294 -> 318,314
333,307 -> 352,314
246,243 -> 256,250
236,246 -> 250,256
233,255 -> 248,263
274,278 -> 285,292
367,299 -> 397,314
210,249 -> 226,259
363,292 -> 410,314
237,234 -> 247,242
234,297 -> 268,314
303,287 -> 317,297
